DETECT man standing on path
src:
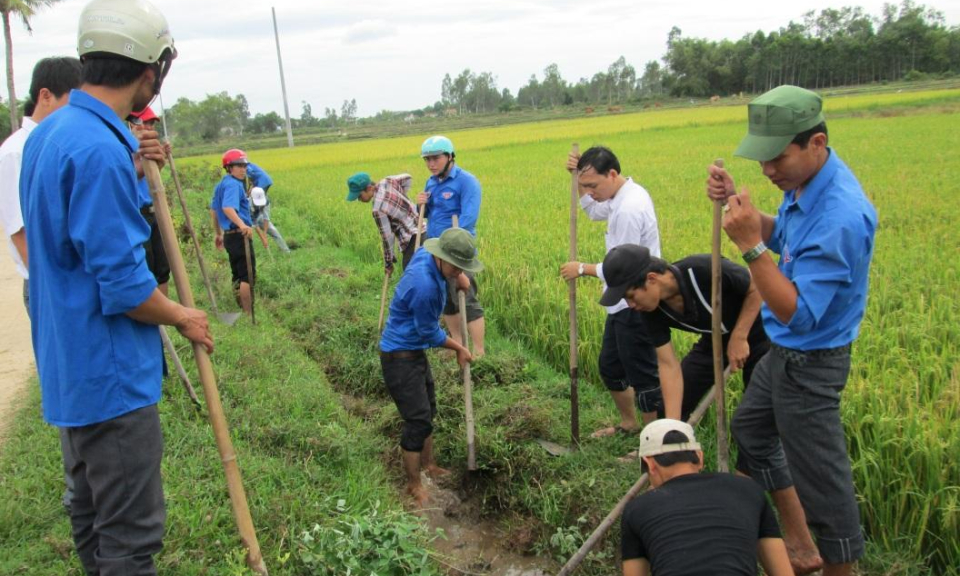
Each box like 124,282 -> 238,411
559,146 -> 675,437
379,228 -> 479,506
598,245 -> 769,422
246,161 -> 291,252
0,56 -> 81,513
415,136 -> 485,357
620,419 -> 793,576
21,1 -> 214,573
706,85 -> 877,576
346,171 -> 419,274
211,148 -> 256,315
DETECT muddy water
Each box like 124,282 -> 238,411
417,474 -> 552,576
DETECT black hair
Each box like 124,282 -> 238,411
577,146 -> 620,175
640,430 -> 700,473
80,56 -> 150,88
24,57 -> 81,116
629,256 -> 670,290
791,121 -> 828,149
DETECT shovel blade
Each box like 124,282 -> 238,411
535,439 -> 572,457
218,312 -> 242,326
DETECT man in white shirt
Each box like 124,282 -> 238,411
560,146 -> 678,438
0,56 -> 82,511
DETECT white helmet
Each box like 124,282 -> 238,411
78,0 -> 177,65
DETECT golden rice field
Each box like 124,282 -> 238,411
185,87 -> 960,571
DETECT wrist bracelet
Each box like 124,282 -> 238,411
577,263 -> 585,277
742,241 -> 768,264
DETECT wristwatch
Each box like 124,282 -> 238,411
742,241 -> 768,264
577,263 -> 585,277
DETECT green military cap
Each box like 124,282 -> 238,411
423,228 -> 484,273
346,172 -> 372,201
734,85 -> 825,162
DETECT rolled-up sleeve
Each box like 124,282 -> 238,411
67,151 -> 155,316
786,222 -> 859,335
458,175 -> 481,233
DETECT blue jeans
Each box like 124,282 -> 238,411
731,344 -> 864,564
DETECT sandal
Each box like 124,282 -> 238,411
590,424 -> 640,439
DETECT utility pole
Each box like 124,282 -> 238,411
272,7 -> 294,148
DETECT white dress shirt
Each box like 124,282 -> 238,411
0,117 -> 37,279
580,177 -> 661,314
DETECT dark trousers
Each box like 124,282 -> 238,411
63,404 -> 166,575
678,333 -> 770,420
381,352 -> 436,452
731,344 -> 864,564
598,308 -> 661,413
400,240 -> 416,270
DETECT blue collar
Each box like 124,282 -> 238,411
785,148 -> 838,213
431,164 -> 461,185
68,89 -> 140,153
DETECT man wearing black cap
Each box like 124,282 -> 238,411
620,419 -> 792,576
560,146 -> 672,438
599,245 -> 769,425
706,85 -> 877,576
379,227 -> 480,506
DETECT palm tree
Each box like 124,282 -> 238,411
1,0 -> 62,134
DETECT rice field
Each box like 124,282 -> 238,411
183,87 -> 960,571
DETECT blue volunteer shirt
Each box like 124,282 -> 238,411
20,90 -> 160,427
379,248 -> 448,352
423,165 -> 480,239
764,149 -> 877,350
246,163 -> 273,190
210,173 -> 253,230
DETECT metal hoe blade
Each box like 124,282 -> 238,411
535,439 -> 572,457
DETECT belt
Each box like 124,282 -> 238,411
223,228 -> 243,235
140,205 -> 155,215
379,349 -> 425,360
772,343 -> 851,365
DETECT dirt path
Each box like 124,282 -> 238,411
0,252 -> 33,447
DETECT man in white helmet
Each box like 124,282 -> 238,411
20,1 -> 212,573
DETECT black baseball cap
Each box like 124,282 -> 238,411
599,244 -> 652,306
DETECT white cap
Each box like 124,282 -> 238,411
250,186 -> 267,207
638,419 -> 701,458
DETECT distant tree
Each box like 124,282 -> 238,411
300,100 -> 319,127
1,0 -> 64,134
340,98 -> 357,123
248,111 -> 283,134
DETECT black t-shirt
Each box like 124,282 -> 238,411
643,255 -> 766,348
621,473 -> 781,576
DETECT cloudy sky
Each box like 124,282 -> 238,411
7,0 -> 958,118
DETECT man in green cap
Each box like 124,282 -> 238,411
346,171 -> 419,274
379,227 -> 480,506
706,85 -> 877,576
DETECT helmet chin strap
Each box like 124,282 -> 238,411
438,154 -> 454,180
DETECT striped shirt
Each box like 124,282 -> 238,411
372,174 -> 417,264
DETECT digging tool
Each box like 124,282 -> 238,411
568,143 -> 581,448
159,326 -> 201,408
414,189 -> 428,250
556,368 -> 730,576
144,159 -> 268,575
451,215 -> 477,471
157,96 -> 239,326
244,234 -> 256,325
711,158 -> 730,473
377,268 -> 392,332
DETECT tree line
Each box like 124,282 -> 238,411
433,0 -> 959,112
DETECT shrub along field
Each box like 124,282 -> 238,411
0,87 -> 957,575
